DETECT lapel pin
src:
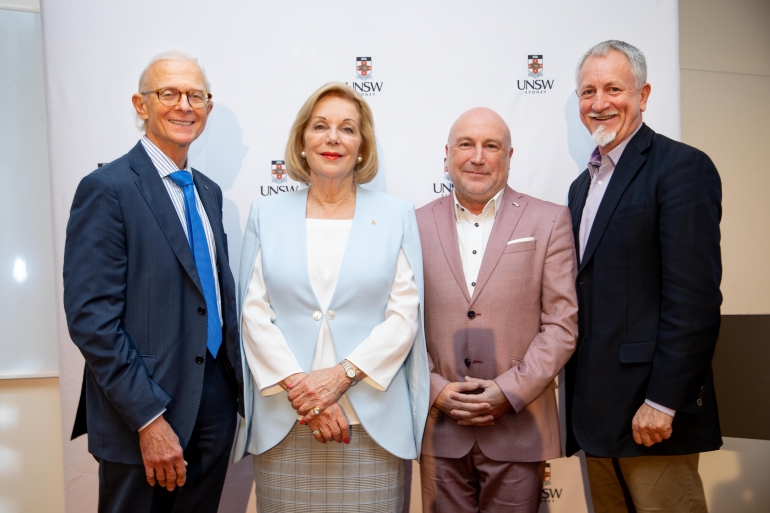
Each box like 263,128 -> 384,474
205,186 -> 209,190
371,220 -> 376,225
513,202 -> 520,207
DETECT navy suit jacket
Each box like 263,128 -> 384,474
565,123 -> 723,458
64,141 -> 244,465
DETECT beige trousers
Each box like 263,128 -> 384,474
586,454 -> 708,513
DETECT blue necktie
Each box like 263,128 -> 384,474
168,171 -> 222,358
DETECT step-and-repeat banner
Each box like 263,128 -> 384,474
40,1 -> 680,511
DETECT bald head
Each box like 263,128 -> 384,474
445,107 -> 514,215
448,107 -> 511,148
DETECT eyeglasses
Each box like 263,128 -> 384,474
141,88 -> 212,108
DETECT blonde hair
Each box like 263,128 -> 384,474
284,82 -> 378,185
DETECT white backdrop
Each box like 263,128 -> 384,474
40,1 -> 681,511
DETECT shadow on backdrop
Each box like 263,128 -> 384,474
191,104 -> 249,282
564,92 -> 594,181
361,137 -> 388,193
190,104 -> 254,513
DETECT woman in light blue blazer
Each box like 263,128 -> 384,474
233,82 -> 429,512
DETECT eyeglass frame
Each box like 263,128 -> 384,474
140,88 -> 213,109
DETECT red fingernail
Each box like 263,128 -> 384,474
344,438 -> 349,444
300,420 -> 305,425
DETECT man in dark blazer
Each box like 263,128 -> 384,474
565,40 -> 722,513
64,52 -> 243,513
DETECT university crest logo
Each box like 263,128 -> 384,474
271,160 -> 287,184
528,55 -> 544,78
543,462 -> 551,486
356,57 -> 372,80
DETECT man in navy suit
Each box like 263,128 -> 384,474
64,51 -> 243,513
565,40 -> 722,512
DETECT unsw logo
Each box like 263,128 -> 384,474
261,160 -> 302,196
518,54 -> 555,94
541,462 -> 563,503
433,157 -> 454,196
346,56 -> 384,96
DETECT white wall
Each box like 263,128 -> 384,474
2,1 -> 769,512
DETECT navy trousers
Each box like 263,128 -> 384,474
97,350 -> 238,513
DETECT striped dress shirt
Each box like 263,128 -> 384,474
141,136 -> 222,323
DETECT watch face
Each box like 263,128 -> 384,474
346,369 -> 356,379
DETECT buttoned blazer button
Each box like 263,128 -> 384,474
467,311 -> 476,319
198,307 -> 206,315
464,358 -> 471,367
701,386 -> 706,392
327,310 -> 335,320
312,311 -> 322,321
195,355 -> 204,364
697,398 -> 703,406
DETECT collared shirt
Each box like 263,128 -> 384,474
453,188 -> 505,296
578,123 -> 642,260
141,136 -> 222,324
138,137 -> 224,431
577,124 -> 676,418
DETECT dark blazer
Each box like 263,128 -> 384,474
64,141 -> 244,465
565,123 -> 722,458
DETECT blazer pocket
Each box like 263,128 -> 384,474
618,340 -> 656,363
139,355 -> 157,377
503,239 -> 536,254
611,203 -> 646,220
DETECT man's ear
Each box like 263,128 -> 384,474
639,83 -> 652,112
132,93 -> 149,120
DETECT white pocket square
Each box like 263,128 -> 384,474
507,237 -> 535,245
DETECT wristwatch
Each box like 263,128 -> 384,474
340,360 -> 357,386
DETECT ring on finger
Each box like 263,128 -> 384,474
312,406 -> 322,415
312,430 -> 321,435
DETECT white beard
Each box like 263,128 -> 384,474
592,124 -> 617,147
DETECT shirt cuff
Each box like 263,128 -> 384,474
645,399 -> 676,417
138,409 -> 166,431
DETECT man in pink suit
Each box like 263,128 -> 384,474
417,107 -> 579,512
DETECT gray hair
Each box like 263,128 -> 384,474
135,51 -> 211,131
575,40 -> 647,89
138,51 -> 211,92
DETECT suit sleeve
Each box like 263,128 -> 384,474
645,150 -> 722,412
63,173 -> 171,432
494,206 -> 579,412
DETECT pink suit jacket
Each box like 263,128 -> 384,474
416,186 -> 578,462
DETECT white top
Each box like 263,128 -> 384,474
241,218 -> 420,425
453,188 -> 505,296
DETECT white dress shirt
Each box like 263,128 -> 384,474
578,125 -> 675,418
241,218 -> 420,425
453,188 -> 505,296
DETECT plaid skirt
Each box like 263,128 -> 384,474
253,421 -> 405,512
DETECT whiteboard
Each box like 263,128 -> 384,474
0,8 -> 59,378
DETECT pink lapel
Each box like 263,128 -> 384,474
432,195 -> 472,303
471,186 -> 526,306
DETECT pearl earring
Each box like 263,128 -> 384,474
301,151 -> 306,158
357,155 -> 363,164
